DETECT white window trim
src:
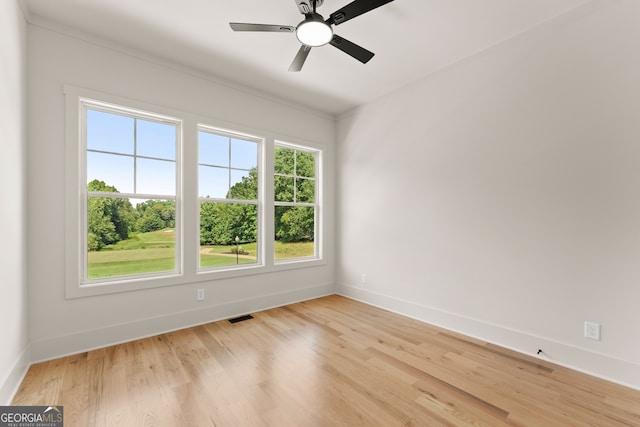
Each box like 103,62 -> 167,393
64,85 -> 325,300
64,86 -> 187,298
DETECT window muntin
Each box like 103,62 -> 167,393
198,127 -> 261,269
274,144 -> 319,261
83,102 -> 180,283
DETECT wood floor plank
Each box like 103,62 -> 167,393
58,352 -> 90,426
12,295 -> 640,426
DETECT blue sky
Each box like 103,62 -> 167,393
86,109 -> 257,199
199,131 -> 257,198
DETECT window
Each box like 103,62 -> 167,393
82,102 -> 181,283
198,127 -> 261,269
274,143 -> 319,261
65,85 -> 324,298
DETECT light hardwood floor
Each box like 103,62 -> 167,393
13,295 -> 640,426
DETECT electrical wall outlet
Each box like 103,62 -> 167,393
361,273 -> 367,284
584,321 -> 601,341
197,288 -> 205,301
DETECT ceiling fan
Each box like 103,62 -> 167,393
230,0 -> 395,72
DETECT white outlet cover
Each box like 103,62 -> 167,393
584,321 -> 601,341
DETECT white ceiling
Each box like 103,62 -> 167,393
22,0 -> 590,115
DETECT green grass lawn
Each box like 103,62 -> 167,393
200,241 -> 258,268
88,229 -> 315,279
88,230 -> 177,278
105,229 -> 175,250
274,240 -> 315,259
88,251 -> 175,278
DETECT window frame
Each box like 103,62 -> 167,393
197,124 -> 264,272
82,101 -> 182,284
273,141 -> 322,264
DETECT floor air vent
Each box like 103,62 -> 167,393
228,314 -> 254,324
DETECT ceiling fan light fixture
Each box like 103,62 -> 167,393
296,16 -> 333,47
230,0 -> 395,70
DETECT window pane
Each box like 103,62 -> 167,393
199,201 -> 258,268
87,197 -> 176,279
274,147 -> 294,175
137,119 -> 176,160
86,109 -> 134,154
199,165 -> 229,198
274,175 -> 294,202
82,101 -> 182,287
87,151 -> 133,193
229,169 -> 257,200
296,178 -> 315,203
199,131 -> 229,166
296,151 -> 315,178
137,158 -> 176,196
231,138 -> 257,169
274,206 -> 315,260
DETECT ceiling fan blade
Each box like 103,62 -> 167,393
289,45 -> 312,72
229,23 -> 295,33
330,35 -> 374,64
327,0 -> 394,25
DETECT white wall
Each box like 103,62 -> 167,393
337,0 -> 640,389
27,25 -> 336,361
0,0 -> 29,404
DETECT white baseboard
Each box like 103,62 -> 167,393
31,283 -> 335,363
0,345 -> 31,405
337,283 -> 640,391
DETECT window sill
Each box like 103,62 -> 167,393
65,257 -> 326,299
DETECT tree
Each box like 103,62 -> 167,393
275,206 -> 314,242
227,168 -> 258,200
200,168 -> 258,246
136,200 -> 175,232
87,180 -> 135,250
295,151 -> 315,180
273,148 -> 315,242
88,147 -> 316,251
200,203 -> 257,245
